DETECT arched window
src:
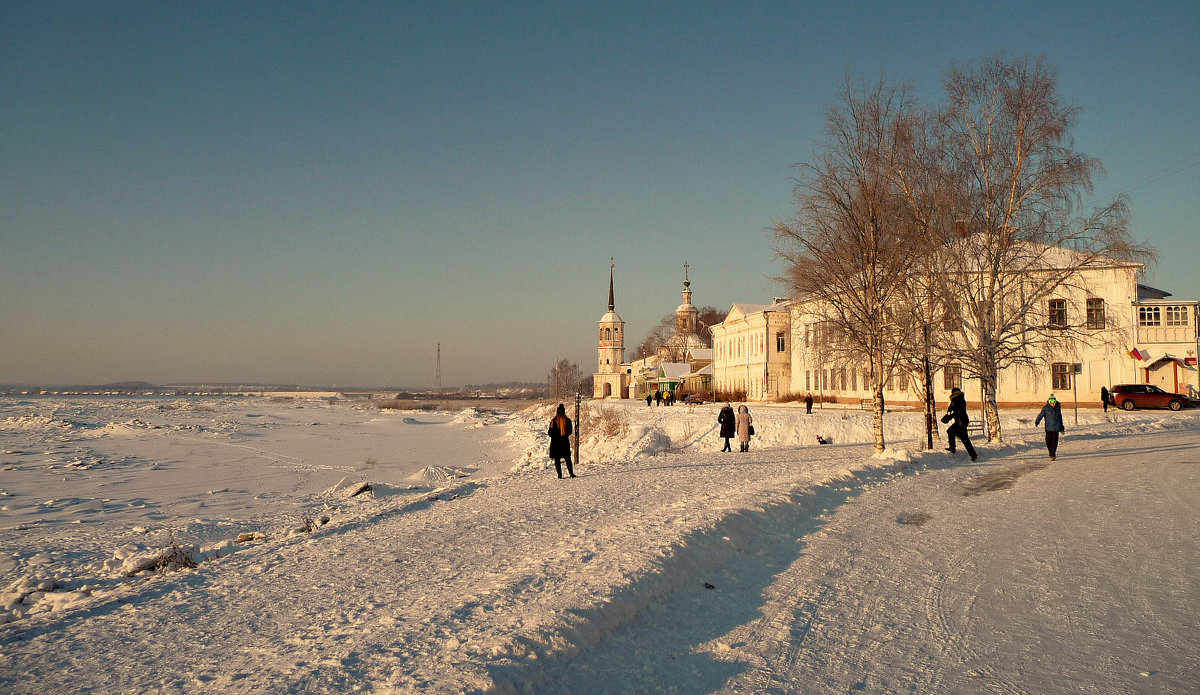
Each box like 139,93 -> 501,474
605,327 -> 612,341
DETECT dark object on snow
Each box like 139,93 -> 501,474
816,435 -> 828,445
804,393 -> 813,414
703,582 -> 715,590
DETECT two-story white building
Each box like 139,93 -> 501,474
711,252 -> 1198,407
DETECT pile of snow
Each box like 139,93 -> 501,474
408,465 -> 470,482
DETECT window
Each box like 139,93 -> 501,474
850,367 -> 857,391
776,332 -> 786,352
1166,306 -> 1190,326
839,369 -> 846,390
1139,306 -> 1161,326
943,301 -> 961,332
1086,298 -> 1105,329
943,364 -> 962,390
805,371 -> 811,390
1051,362 -> 1070,390
1048,299 -> 1067,328
898,371 -> 909,391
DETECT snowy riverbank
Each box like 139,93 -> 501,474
2,397 -> 1197,693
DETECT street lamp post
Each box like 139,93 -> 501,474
924,323 -> 934,450
573,390 -> 581,467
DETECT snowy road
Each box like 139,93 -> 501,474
2,399 -> 1197,694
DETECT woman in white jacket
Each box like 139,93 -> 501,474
735,405 -> 753,452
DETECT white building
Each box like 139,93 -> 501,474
710,300 -> 792,400
712,252 -> 1199,407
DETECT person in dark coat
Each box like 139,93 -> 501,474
717,402 -> 736,452
654,389 -> 662,406
735,405 -> 753,452
547,403 -> 576,478
941,387 -> 977,461
645,392 -> 653,407
804,393 -> 813,414
1100,386 -> 1109,412
1035,394 -> 1065,460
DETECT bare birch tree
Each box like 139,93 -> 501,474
929,54 -> 1152,441
774,78 -> 927,453
546,359 -> 583,400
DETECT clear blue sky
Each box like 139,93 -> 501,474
2,1 -> 1197,388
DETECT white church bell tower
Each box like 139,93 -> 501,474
593,260 -> 627,399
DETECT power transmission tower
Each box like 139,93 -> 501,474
436,343 -> 443,396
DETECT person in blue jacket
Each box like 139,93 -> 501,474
1034,394 -> 1065,460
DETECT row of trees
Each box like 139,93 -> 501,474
774,54 -> 1152,452
547,359 -> 587,400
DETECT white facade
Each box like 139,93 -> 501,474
712,257 -> 1199,407
710,300 -> 792,400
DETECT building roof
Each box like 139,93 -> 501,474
1137,284 -> 1173,301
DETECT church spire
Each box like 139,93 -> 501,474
608,258 -> 615,311
681,261 -> 692,307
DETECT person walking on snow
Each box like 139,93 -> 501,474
941,387 -> 978,461
654,389 -> 662,406
1100,386 -> 1109,413
1035,394 -> 1066,460
645,392 -> 653,407
804,393 -> 814,414
735,404 -> 753,452
717,402 -> 736,452
547,403 -> 576,478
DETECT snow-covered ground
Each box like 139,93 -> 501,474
1,396 -> 1197,693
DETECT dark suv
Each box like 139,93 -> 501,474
1108,384 -> 1191,411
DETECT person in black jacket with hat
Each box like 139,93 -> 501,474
717,403 -> 736,452
941,387 -> 978,461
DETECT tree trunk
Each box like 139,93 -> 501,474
872,387 -> 887,453
981,366 -> 1003,442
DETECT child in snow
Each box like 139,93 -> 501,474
1034,394 -> 1065,460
